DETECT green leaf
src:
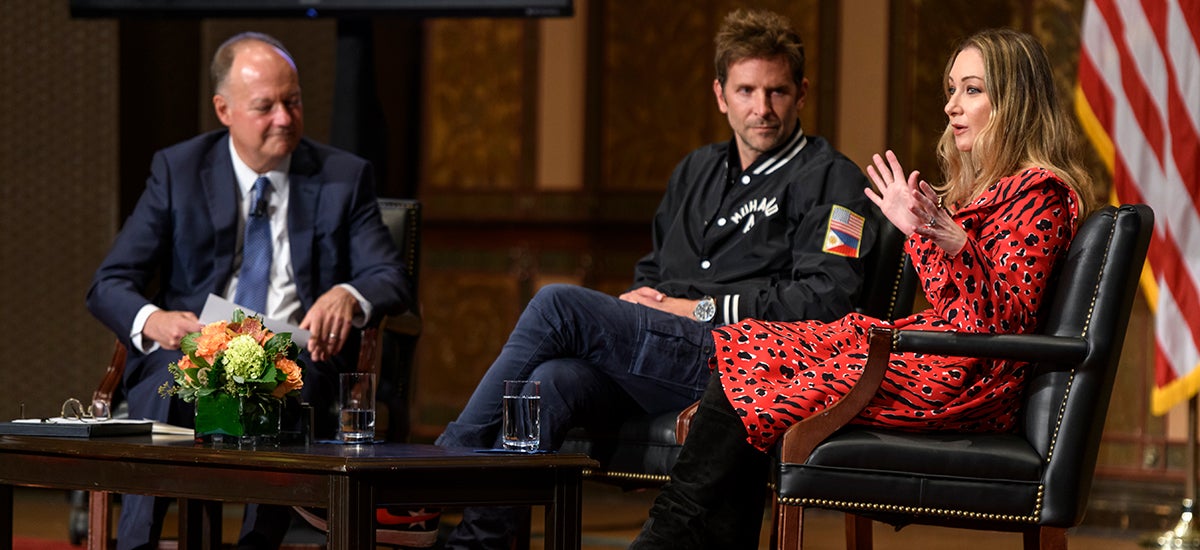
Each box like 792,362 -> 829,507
232,309 -> 246,323
264,333 -> 292,357
180,332 -> 199,356
180,366 -> 203,384
188,352 -> 211,370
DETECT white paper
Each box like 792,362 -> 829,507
150,422 -> 196,436
199,294 -> 310,347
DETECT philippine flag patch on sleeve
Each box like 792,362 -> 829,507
822,205 -> 865,258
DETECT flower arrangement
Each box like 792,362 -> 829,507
160,309 -> 304,403
160,310 -> 304,442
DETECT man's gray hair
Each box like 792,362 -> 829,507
210,32 -> 295,94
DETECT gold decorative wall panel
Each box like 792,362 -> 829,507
599,1 -> 715,192
411,267 -> 523,436
422,18 -> 530,192
0,0 -> 118,418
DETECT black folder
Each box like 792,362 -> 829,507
0,418 -> 152,438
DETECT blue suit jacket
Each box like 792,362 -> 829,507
86,130 -> 409,426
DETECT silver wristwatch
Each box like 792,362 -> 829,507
693,296 -> 716,322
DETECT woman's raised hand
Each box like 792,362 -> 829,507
864,150 -> 965,256
865,150 -> 932,234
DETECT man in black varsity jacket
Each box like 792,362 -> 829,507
432,8 -> 880,550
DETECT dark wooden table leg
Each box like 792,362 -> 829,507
328,476 -> 374,550
203,500 -> 223,549
177,498 -> 195,550
0,484 -> 12,550
543,468 -> 583,550
177,498 -> 221,550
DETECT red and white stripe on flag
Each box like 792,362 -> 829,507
1076,0 -> 1200,415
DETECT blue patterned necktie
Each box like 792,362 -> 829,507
235,176 -> 272,314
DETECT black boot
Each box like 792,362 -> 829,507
630,373 -> 768,549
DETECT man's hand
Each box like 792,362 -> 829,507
300,286 -> 361,362
620,286 -> 699,319
143,310 -> 204,350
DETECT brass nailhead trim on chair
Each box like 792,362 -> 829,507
582,469 -> 670,484
780,495 -> 1041,524
1044,216 -> 1115,464
887,259 -> 905,317
403,202 -> 419,280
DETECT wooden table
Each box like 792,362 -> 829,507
0,434 -> 596,550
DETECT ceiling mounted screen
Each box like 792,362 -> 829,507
69,0 -> 573,18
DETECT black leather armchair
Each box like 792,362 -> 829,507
560,216 -> 919,489
770,204 -> 1154,550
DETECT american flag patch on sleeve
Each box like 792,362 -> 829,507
822,205 -> 865,258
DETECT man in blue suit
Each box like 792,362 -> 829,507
86,32 -> 409,550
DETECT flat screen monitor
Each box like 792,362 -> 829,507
69,0 -> 573,18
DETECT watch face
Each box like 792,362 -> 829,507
694,298 -> 716,322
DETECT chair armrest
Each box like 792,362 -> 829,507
894,331 -> 1088,363
358,326 -> 380,374
92,341 -> 126,408
777,327 -> 894,463
775,327 -> 1090,464
683,328 -> 898,452
675,401 -> 700,444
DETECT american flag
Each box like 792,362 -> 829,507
829,205 -> 864,236
1077,0 -> 1200,415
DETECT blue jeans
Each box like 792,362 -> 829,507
435,284 -> 715,550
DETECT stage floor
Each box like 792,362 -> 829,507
14,484 -> 1148,549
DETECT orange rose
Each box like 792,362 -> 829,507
271,357 -> 304,398
175,355 -> 203,386
195,321 -> 231,360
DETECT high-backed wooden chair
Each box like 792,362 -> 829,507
76,198 -> 423,548
559,214 -> 919,488
770,204 -> 1153,550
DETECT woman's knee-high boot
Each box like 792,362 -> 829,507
630,373 -> 769,549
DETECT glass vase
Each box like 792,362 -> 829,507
194,393 -> 281,447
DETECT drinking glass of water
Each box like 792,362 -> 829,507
502,380 -> 540,452
338,372 -> 376,443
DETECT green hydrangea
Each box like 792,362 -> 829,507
223,334 -> 266,381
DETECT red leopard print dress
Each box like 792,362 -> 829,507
713,168 -> 1080,451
